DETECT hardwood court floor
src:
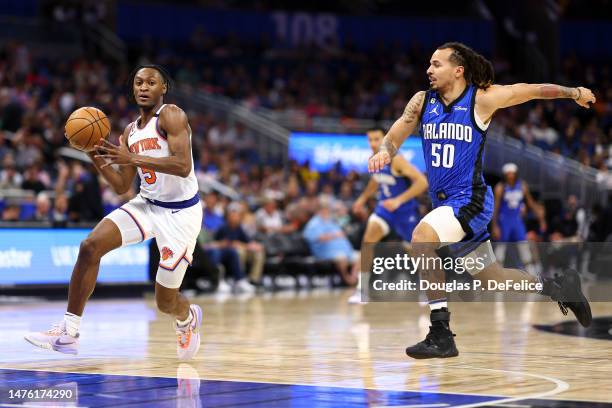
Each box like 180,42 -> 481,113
1,290 -> 611,407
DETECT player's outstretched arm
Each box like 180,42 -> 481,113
89,124 -> 136,194
368,91 -> 426,173
477,83 -> 596,121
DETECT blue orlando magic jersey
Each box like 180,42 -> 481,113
419,84 -> 494,238
420,85 -> 487,196
373,165 -> 417,213
500,181 -> 524,219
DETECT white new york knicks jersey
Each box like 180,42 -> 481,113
127,104 -> 198,202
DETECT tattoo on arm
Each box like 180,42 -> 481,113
380,136 -> 398,158
538,84 -> 579,100
401,91 -> 426,124
379,91 -> 425,158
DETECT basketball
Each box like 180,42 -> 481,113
64,107 -> 111,152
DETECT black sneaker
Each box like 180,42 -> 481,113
544,269 -> 592,327
405,309 -> 459,359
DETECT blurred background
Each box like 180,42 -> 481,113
1,0 -> 611,294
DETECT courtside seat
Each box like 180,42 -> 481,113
261,232 -> 337,289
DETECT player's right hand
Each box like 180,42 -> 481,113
575,87 -> 596,108
368,151 -> 391,173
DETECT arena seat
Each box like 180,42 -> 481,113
19,202 -> 36,220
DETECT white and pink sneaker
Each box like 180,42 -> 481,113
175,305 -> 202,361
24,321 -> 79,355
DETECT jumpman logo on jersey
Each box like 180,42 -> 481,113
429,105 -> 439,115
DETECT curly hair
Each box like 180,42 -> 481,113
437,42 -> 494,89
127,64 -> 173,102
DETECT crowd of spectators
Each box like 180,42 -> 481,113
146,29 -> 611,174
1,35 -> 612,290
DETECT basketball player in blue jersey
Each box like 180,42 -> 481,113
369,42 -> 595,359
348,127 -> 428,304
492,162 -> 545,270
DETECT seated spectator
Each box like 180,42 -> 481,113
21,165 -> 47,194
1,202 -> 20,221
550,195 -> 585,241
52,193 -> 69,227
298,160 -> 320,184
207,120 -> 237,147
303,197 -> 358,286
255,196 -> 283,234
28,192 -> 52,222
338,181 -> 355,208
0,157 -> 23,189
283,202 -> 308,234
60,161 -> 103,222
216,202 -> 264,286
200,236 -> 247,294
0,131 -> 9,162
202,191 -> 225,232
200,193 -> 252,293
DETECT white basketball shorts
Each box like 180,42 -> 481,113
105,194 -> 203,289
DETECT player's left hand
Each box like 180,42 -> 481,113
368,151 -> 391,173
95,136 -> 134,168
574,87 -> 596,108
381,198 -> 401,212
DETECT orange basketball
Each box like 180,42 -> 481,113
65,107 -> 111,152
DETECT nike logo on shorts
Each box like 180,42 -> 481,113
172,209 -> 182,214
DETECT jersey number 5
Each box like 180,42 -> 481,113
141,167 -> 157,184
431,143 -> 454,168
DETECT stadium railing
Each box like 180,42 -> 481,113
172,88 -> 289,165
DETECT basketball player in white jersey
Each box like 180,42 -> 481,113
25,65 -> 204,360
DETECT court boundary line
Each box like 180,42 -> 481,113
448,365 -> 569,408
0,365 -> 577,406
0,366 -> 509,400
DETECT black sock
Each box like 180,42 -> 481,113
431,307 -> 450,328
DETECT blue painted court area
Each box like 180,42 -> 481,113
0,368 -> 609,407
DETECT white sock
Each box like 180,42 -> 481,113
176,310 -> 194,327
64,312 -> 81,337
428,299 -> 448,311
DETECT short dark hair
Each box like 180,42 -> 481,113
127,64 -> 173,101
437,42 -> 494,89
366,127 -> 386,134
